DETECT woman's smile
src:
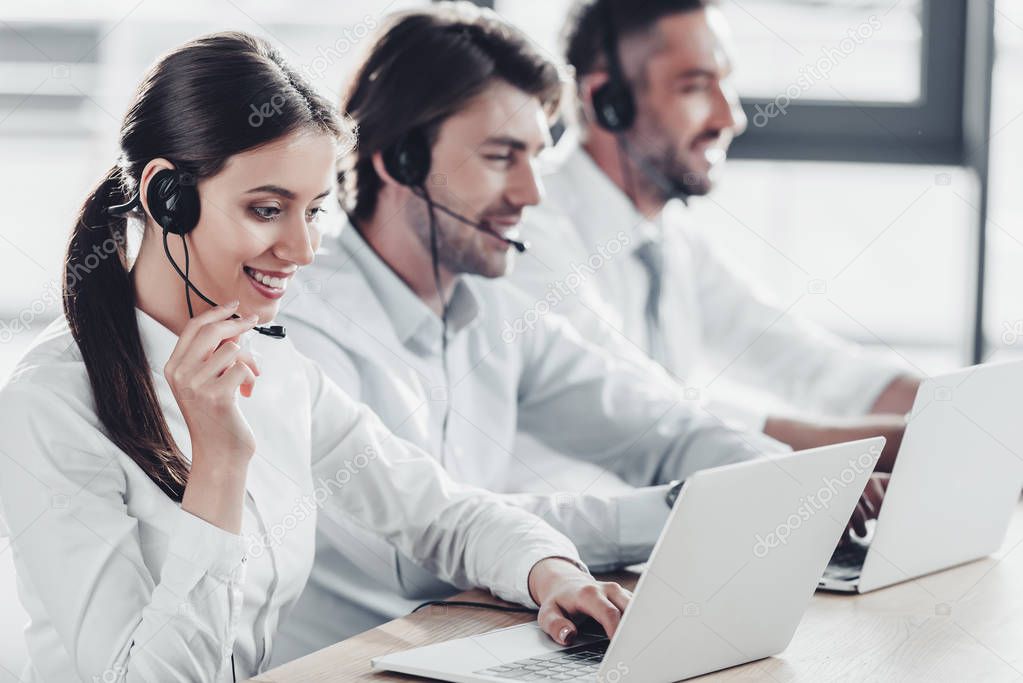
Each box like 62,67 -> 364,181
243,265 -> 296,299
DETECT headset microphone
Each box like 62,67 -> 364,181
409,187 -> 530,253
382,128 -> 531,254
106,167 -> 286,339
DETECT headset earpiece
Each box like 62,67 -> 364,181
381,128 -> 431,187
592,0 -> 636,133
592,78 -> 635,132
146,167 -> 200,235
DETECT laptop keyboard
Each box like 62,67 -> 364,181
823,540 -> 868,581
475,639 -> 610,681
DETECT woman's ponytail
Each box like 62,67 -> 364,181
63,166 -> 189,500
61,32 -> 342,500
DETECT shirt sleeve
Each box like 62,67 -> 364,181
690,231 -> 908,417
514,306 -> 790,487
302,356 -> 584,608
0,382 -> 247,683
498,486 -> 671,572
287,318 -> 665,574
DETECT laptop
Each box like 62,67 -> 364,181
820,360 -> 1023,594
372,437 -> 884,682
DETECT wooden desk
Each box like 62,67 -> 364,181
255,499 -> 1023,682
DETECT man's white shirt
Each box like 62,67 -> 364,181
510,130 -> 907,432
275,224 -> 785,661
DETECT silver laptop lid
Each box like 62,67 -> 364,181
601,438 -> 883,682
858,360 -> 1023,593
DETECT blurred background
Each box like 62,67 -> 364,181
0,0 -> 1021,678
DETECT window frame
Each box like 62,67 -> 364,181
728,1 -> 967,165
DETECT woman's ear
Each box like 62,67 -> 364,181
138,158 -> 176,226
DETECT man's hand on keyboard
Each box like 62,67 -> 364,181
846,473 -> 890,540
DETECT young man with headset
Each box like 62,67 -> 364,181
509,0 -> 920,483
271,2 -> 801,663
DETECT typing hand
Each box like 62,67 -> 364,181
846,473 -> 890,541
527,558 -> 631,646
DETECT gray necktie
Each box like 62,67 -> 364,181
633,239 -> 668,365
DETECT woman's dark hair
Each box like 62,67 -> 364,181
64,31 -> 343,500
340,1 -> 566,222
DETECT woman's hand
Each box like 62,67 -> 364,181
528,558 -> 631,646
164,302 -> 261,532
165,301 -> 261,460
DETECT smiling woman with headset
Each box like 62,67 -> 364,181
0,32 -> 629,682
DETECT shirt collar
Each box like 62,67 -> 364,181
136,307 -> 180,375
338,224 -> 482,348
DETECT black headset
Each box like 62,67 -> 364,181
381,128 -> 433,188
590,0 -> 691,203
381,129 -> 530,252
108,166 -> 286,338
107,167 -> 200,234
591,0 -> 636,132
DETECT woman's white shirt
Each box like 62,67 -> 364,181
0,309 -> 580,682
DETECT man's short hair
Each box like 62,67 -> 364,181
563,0 -> 712,79
340,1 -> 566,222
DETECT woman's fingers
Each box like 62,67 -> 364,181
574,588 -> 623,641
189,316 -> 260,362
537,601 -> 578,646
604,582 -> 632,613
167,308 -> 252,375
194,343 -> 261,385
169,317 -> 258,379
538,583 -> 625,645
217,359 -> 258,399
172,301 -> 240,354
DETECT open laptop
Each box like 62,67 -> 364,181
821,360 -> 1023,594
373,437 -> 884,682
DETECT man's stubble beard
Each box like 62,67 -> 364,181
407,197 -> 508,279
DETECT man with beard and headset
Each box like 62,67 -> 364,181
509,0 -> 919,498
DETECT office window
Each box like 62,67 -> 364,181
0,0 -> 424,343
722,0 -> 923,104
981,0 -> 1023,363
683,160 -> 973,376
